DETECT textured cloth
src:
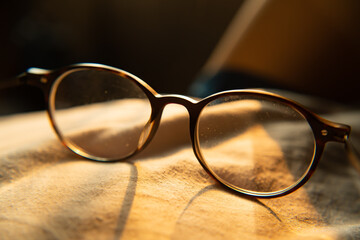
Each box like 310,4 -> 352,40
0,92 -> 359,240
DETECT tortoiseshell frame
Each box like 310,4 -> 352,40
7,63 -> 351,198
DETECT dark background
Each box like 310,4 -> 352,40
0,0 -> 243,114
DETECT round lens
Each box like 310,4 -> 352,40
197,94 -> 315,194
50,68 -> 152,160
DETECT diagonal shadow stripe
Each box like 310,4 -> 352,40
176,184 -> 217,223
113,164 -> 138,240
172,183 -> 282,239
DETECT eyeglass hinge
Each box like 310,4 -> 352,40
320,120 -> 351,143
19,68 -> 51,87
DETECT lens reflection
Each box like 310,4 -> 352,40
198,94 -> 315,193
51,68 -> 152,160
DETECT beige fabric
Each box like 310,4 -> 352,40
0,94 -> 359,240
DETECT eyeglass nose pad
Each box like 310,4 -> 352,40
138,120 -> 154,149
137,111 -> 162,150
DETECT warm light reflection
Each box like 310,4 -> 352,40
54,99 -> 151,159
198,98 -> 315,193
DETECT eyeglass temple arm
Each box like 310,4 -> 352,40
320,118 -> 360,173
324,118 -> 360,174
346,138 -> 360,174
0,74 -> 25,89
0,68 -> 50,90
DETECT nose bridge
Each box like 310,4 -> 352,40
156,94 -> 201,142
157,94 -> 199,113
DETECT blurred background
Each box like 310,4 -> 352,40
0,0 -> 242,114
1,0 -> 360,115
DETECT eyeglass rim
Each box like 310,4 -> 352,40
21,63 -> 351,198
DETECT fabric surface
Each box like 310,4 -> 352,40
0,92 -> 359,240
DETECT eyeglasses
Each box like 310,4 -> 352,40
4,63 -> 356,198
